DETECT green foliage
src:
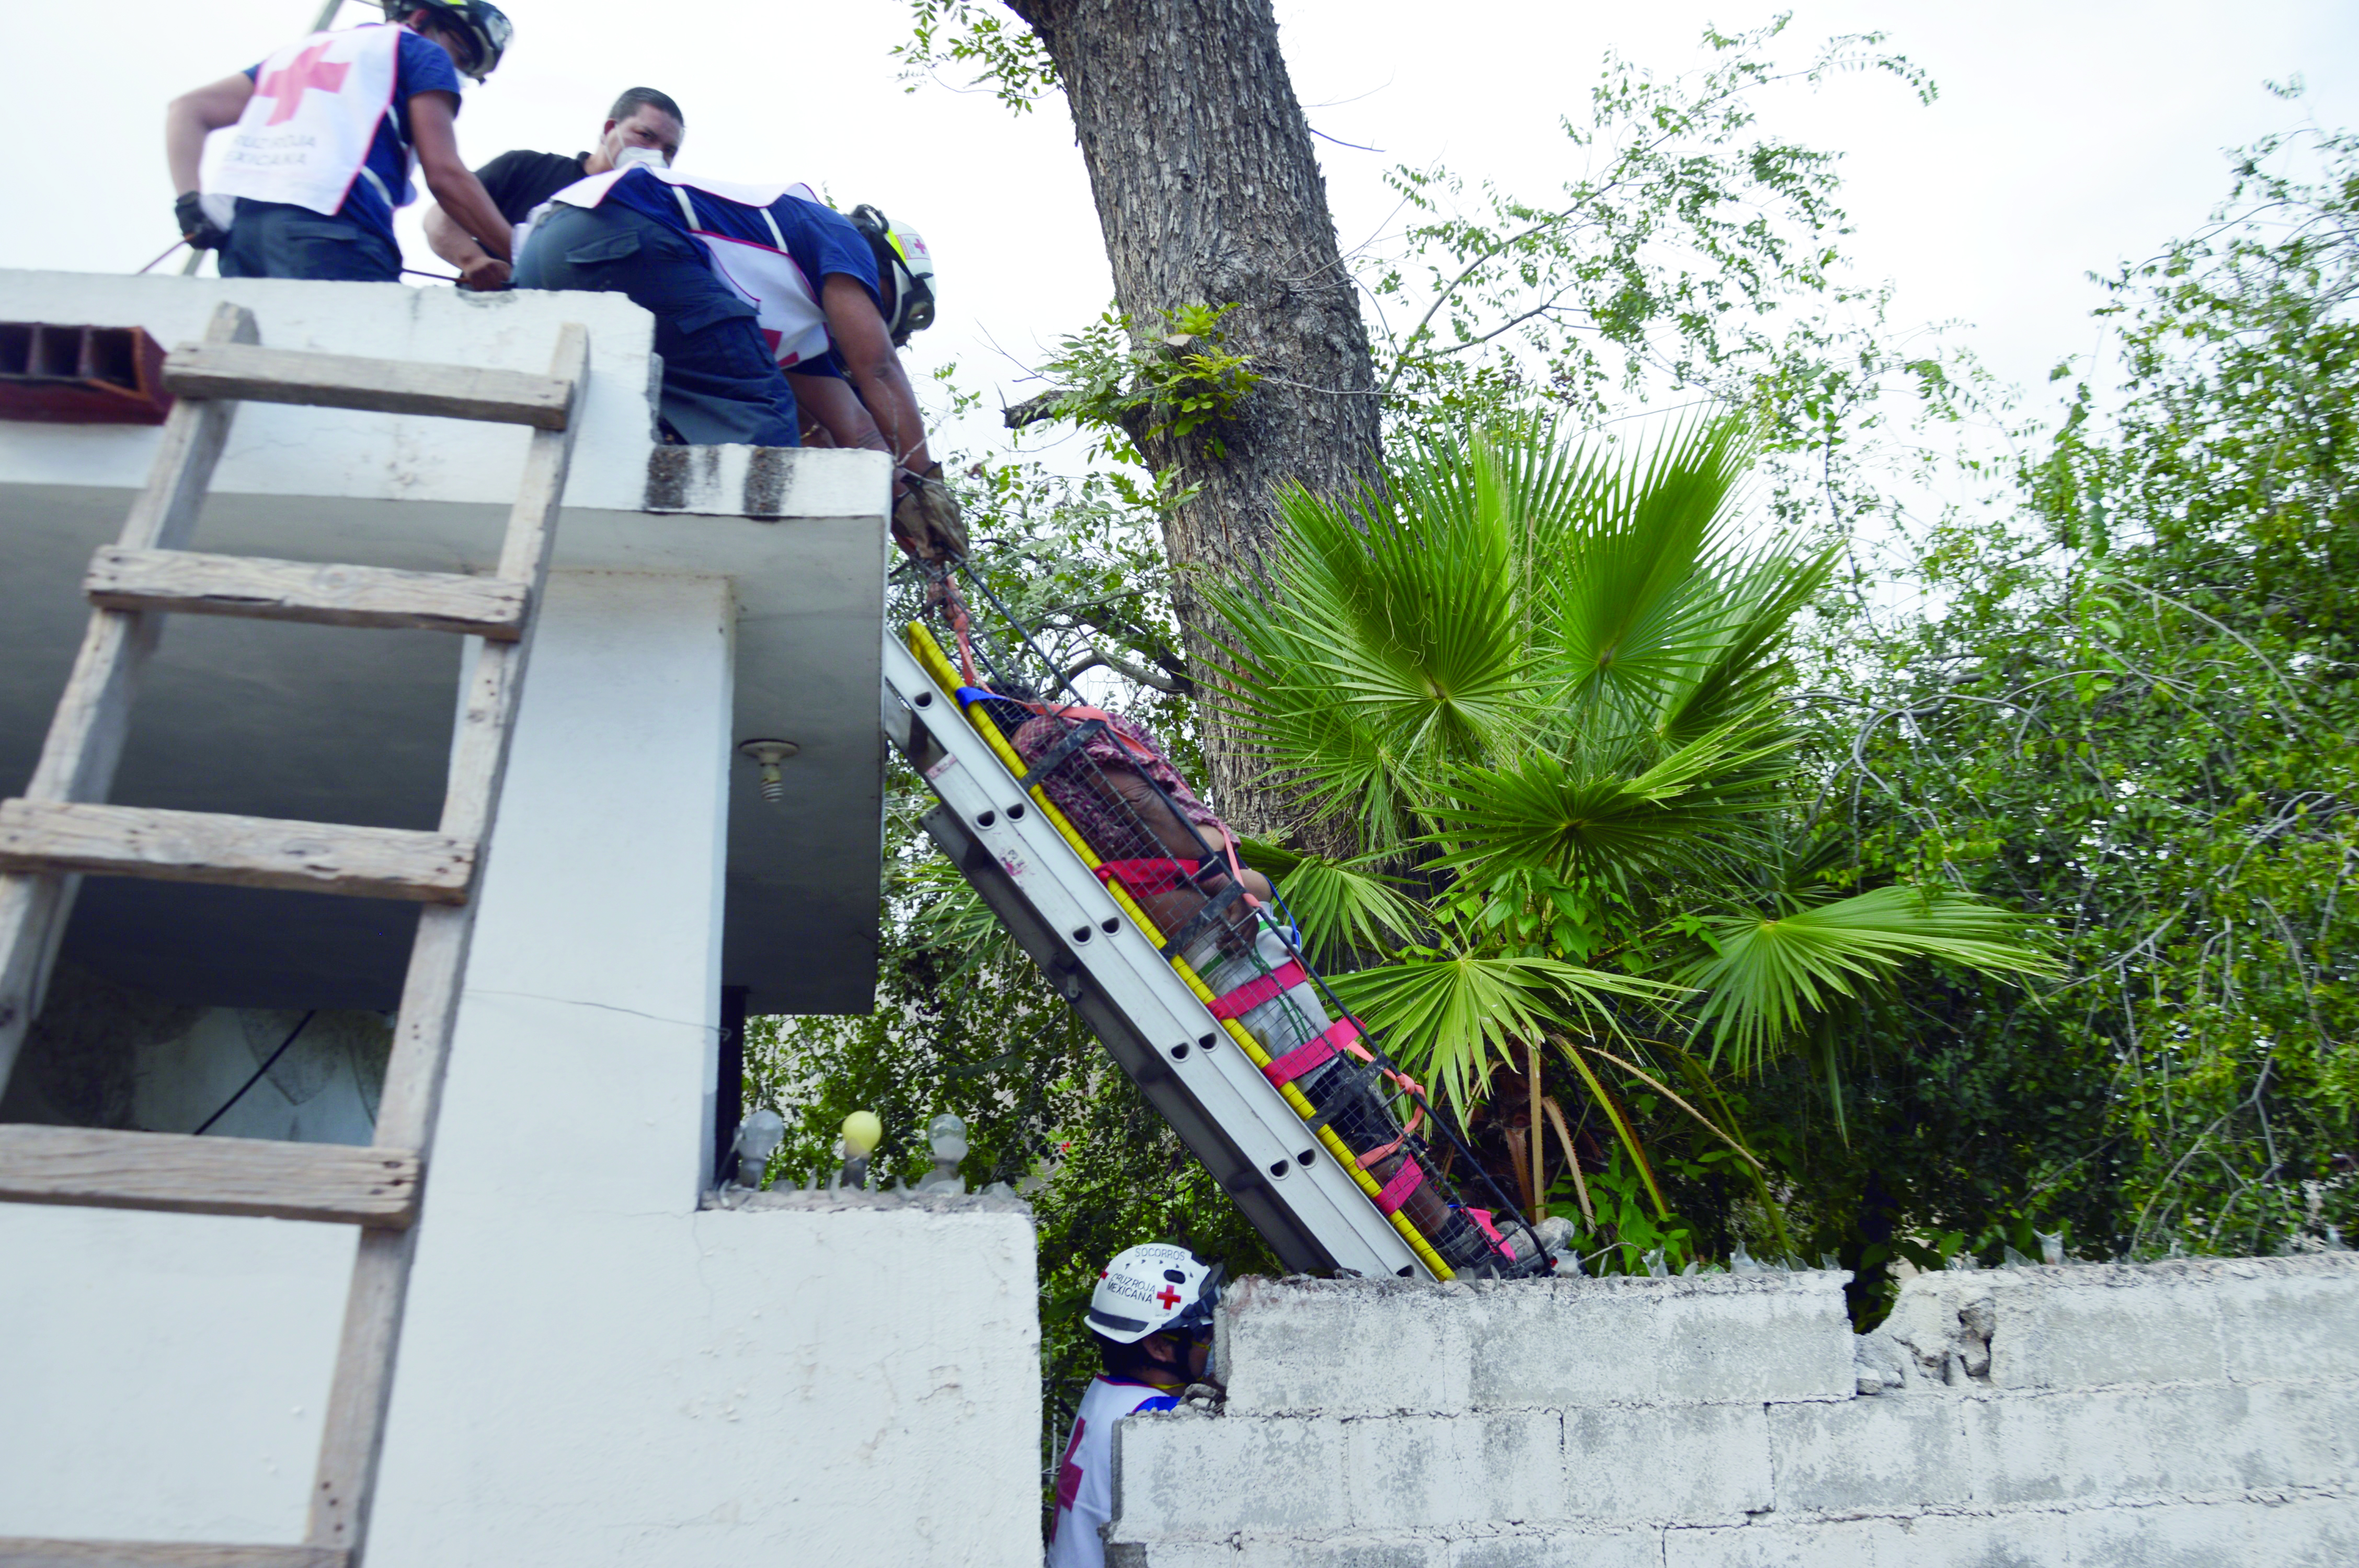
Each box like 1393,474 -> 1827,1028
1679,885 -> 2057,1104
1033,303 -> 1264,470
1817,128 -> 2359,1261
893,1 -> 1058,112
1371,18 -> 1932,426
1208,421 -> 2048,1284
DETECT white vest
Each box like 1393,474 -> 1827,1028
546,168 -> 832,368
1047,1377 -> 1180,1568
207,24 -> 407,218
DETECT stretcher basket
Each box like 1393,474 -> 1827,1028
904,566 -> 1552,1281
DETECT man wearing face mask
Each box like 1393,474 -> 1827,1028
165,1 -> 514,284
421,87 -> 685,292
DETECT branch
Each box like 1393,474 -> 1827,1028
1069,643 -> 1190,696
1002,390 -> 1063,430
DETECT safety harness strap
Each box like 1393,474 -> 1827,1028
1016,718 -> 1110,789
1262,1017 -> 1362,1087
1374,1158 -> 1425,1215
1157,882 -> 1245,958
1207,961 -> 1308,1021
1095,858 -> 1215,896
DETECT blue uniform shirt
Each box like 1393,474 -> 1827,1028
242,28 -> 462,249
600,175 -> 884,314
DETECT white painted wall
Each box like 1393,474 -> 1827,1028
0,268 -> 894,1015
1107,1256 -> 2359,1566
0,271 -> 661,513
0,571 -> 1041,1565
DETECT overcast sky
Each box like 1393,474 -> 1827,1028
14,1 -> 2355,459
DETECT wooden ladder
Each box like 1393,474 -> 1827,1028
0,302 -> 590,1568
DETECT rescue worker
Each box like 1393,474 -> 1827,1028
515,159 -> 964,559
166,1 -> 514,284
1048,1243 -> 1222,1568
421,87 -> 686,291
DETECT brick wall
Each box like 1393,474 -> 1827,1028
1105,1253 -> 2359,1566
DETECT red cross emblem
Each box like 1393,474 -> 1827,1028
257,43 -> 351,126
1155,1284 -> 1183,1310
1053,1417 -> 1087,1517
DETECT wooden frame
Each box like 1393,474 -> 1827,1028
85,547 -> 529,639
0,1126 -> 419,1227
0,1540 -> 347,1567
163,343 -> 572,429
0,311 -> 591,1568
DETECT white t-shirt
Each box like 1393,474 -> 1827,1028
1047,1375 -> 1181,1568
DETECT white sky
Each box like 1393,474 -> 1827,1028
13,1 -> 2355,459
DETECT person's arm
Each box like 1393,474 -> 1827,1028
166,73 -> 254,194
407,91 -> 511,265
784,370 -> 888,453
820,275 -> 930,470
422,202 -> 507,289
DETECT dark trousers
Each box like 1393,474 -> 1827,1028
514,202 -> 799,447
219,201 -> 402,283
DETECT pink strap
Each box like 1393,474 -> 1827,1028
1262,1017 -> 1361,1087
1375,1158 -> 1425,1215
1095,859 -> 1203,896
1207,961 -> 1307,1021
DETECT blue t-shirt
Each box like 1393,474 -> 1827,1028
243,28 -> 463,248
602,174 -> 883,313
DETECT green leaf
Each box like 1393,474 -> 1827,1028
1678,884 -> 2058,1077
1330,952 -> 1678,1115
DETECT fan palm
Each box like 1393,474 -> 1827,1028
1210,419 -> 2053,1259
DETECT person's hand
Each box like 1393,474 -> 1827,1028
458,255 -> 513,292
174,191 -> 228,251
891,463 -> 967,562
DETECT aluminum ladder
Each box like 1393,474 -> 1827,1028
0,302 -> 589,1567
883,624 -> 1444,1282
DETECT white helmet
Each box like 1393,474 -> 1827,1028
847,204 -> 937,347
1086,1243 -> 1222,1345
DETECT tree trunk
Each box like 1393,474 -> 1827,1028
1004,0 -> 1382,841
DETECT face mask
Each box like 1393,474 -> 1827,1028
613,145 -> 668,174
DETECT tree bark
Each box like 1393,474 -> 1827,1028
1004,0 -> 1382,841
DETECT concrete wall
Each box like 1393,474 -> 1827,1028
0,268 -> 892,1014
0,271 -> 661,512
1108,1254 -> 2359,1566
0,572 -> 1039,1565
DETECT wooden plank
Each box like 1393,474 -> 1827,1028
0,802 -> 475,903
307,323 -> 590,1560
0,303 -> 257,1098
0,1125 -> 419,1227
164,343 -> 573,430
85,547 -> 529,640
0,1542 -> 346,1568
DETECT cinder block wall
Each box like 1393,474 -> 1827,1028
1107,1254 -> 2359,1566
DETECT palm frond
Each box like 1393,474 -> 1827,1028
1330,952 -> 1677,1115
1206,462 -> 1536,849
1425,717 -> 1797,890
1678,884 -> 2059,1077
1268,854 -> 1428,969
1539,417 -> 1760,719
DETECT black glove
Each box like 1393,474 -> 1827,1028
175,191 -> 228,251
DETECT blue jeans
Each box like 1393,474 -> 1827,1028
219,201 -> 402,283
515,203 -> 799,447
